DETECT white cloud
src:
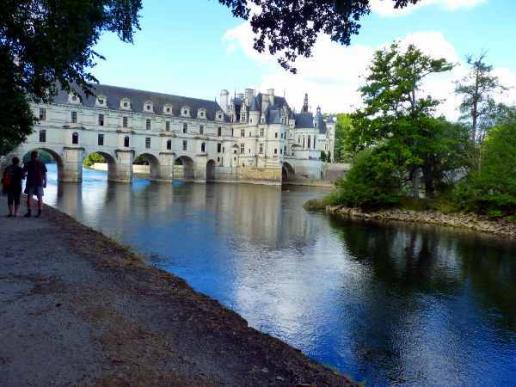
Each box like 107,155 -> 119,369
223,23 -> 516,120
371,0 -> 487,17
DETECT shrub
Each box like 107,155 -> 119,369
332,148 -> 403,209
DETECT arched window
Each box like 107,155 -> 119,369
201,142 -> 206,153
72,132 -> 79,145
167,139 -> 172,150
183,123 -> 188,133
124,136 -> 130,148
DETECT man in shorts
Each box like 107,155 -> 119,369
2,156 -> 25,217
23,151 -> 47,218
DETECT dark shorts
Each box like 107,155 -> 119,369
25,185 -> 44,200
7,188 -> 21,206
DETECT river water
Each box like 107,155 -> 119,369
43,165 -> 515,386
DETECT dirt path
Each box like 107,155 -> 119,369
0,199 -> 353,386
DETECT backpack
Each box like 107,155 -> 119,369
2,168 -> 12,190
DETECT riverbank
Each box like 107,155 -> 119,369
320,204 -> 516,239
0,199 -> 353,386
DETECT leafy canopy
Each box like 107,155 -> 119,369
218,0 -> 420,72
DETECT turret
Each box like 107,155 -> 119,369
302,93 -> 309,113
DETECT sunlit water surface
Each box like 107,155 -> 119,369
43,165 -> 516,386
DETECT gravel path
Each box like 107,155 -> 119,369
0,198 -> 353,386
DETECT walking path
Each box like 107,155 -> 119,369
0,198 -> 353,386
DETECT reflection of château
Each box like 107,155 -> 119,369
13,85 -> 335,185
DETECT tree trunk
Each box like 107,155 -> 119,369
422,164 -> 435,198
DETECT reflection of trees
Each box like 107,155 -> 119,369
457,240 -> 516,329
332,216 -> 516,329
332,218 -> 461,293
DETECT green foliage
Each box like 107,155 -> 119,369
320,151 -> 327,162
218,0 -> 422,72
0,50 -> 34,154
0,0 -> 142,154
83,152 -> 106,167
333,148 -> 403,209
455,54 -> 507,142
22,150 -> 54,164
453,119 -> 516,216
334,114 -> 354,162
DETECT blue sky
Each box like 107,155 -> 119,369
92,0 -> 516,115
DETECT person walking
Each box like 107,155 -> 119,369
23,151 -> 47,218
2,156 -> 25,217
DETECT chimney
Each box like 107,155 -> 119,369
267,88 -> 275,105
220,89 -> 229,113
245,88 -> 255,104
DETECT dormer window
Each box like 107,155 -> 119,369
181,106 -> 190,117
96,95 -> 107,107
144,100 -> 153,113
120,98 -> 131,110
163,104 -> 173,115
68,93 -> 81,104
216,111 -> 224,122
198,108 -> 207,119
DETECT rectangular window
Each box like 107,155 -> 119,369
274,148 -> 278,155
123,116 -> 128,128
260,128 -> 264,137
240,143 -> 244,154
39,108 -> 46,121
218,127 -> 222,137
145,137 -> 151,149
274,132 -> 278,139
259,144 -> 263,154
166,121 -> 171,131
183,123 -> 188,133
71,111 -> 77,123
39,130 -> 46,143
241,129 -> 245,138
98,134 -> 104,146
217,143 -> 222,153
200,125 -> 204,135
146,119 -> 151,130
98,114 -> 104,126
167,140 -> 172,150
183,140 -> 187,151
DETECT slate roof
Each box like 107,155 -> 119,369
294,112 -> 315,129
54,84 -> 228,121
294,111 -> 328,134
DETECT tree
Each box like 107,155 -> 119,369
0,0 -> 142,154
218,0 -> 421,72
455,54 -> 507,143
453,117 -> 516,217
348,42 -> 459,197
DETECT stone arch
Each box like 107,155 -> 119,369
21,147 -> 64,182
282,161 -> 295,183
83,151 -> 117,182
206,159 -> 216,182
134,153 -> 160,180
174,155 -> 195,181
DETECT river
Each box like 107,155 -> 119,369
43,164 -> 516,386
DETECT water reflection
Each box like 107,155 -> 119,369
45,165 -> 516,386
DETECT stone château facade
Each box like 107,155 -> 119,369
12,84 -> 335,185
